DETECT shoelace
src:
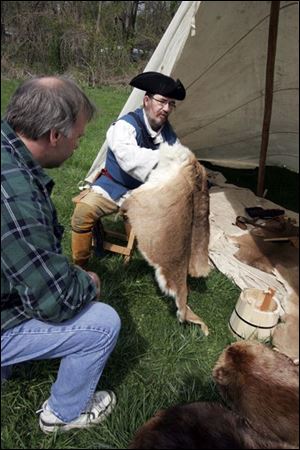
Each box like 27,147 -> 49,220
35,405 -> 95,423
88,398 -> 107,416
35,395 -> 110,418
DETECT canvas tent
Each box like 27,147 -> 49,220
83,0 -> 298,313
85,0 -> 299,185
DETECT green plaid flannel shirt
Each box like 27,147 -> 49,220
1,120 -> 97,332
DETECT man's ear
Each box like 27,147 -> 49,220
143,94 -> 151,108
49,129 -> 62,146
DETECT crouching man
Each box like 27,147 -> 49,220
1,76 -> 121,433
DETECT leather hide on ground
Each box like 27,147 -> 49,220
230,233 -> 299,294
121,143 -> 210,335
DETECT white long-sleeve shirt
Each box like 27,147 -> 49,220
92,110 -> 178,205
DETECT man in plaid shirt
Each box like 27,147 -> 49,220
1,76 -> 121,433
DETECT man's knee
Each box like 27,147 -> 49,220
107,306 -> 121,343
81,303 -> 121,349
71,202 -> 99,232
85,303 -> 121,334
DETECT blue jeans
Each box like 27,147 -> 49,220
1,302 -> 121,422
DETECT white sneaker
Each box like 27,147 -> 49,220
38,390 -> 116,433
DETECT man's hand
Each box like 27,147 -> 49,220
87,271 -> 101,299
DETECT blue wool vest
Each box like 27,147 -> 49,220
93,107 -> 177,201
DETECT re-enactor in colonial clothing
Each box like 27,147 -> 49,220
71,72 -> 186,267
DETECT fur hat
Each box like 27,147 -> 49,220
129,71 -> 186,100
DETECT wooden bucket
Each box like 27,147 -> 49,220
229,288 -> 280,341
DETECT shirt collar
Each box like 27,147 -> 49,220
1,120 -> 54,193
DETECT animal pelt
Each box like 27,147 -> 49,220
121,143 -> 210,334
272,291 -> 299,364
213,340 -> 299,447
128,401 -> 295,449
229,233 -> 299,294
129,340 -> 298,449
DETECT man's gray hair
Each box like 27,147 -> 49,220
4,76 -> 97,140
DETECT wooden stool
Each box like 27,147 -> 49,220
95,215 -> 136,263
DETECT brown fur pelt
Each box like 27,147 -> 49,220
213,340 -> 299,447
272,292 -> 299,363
273,312 -> 299,363
229,233 -> 299,294
121,143 -> 210,334
129,340 -> 299,449
128,401 -> 295,449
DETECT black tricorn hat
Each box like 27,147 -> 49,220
129,71 -> 186,100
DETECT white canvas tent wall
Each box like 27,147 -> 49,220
85,0 -> 299,185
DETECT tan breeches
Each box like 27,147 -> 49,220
71,189 -> 119,267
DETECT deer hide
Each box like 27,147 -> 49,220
230,233 -> 299,294
272,291 -> 299,364
121,143 -> 210,335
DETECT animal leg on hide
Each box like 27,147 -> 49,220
189,162 -> 210,278
175,283 -> 209,336
174,283 -> 188,323
184,305 -> 209,336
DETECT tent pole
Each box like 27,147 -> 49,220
257,1 -> 280,197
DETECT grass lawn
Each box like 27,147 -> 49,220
1,78 -> 297,449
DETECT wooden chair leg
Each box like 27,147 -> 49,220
123,227 -> 136,263
100,215 -> 136,262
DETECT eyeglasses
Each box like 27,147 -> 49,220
151,96 -> 176,110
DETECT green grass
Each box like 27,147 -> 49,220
1,78 -> 296,449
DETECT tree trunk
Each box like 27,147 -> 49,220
96,1 -> 102,34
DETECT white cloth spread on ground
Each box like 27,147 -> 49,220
207,170 -> 299,314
